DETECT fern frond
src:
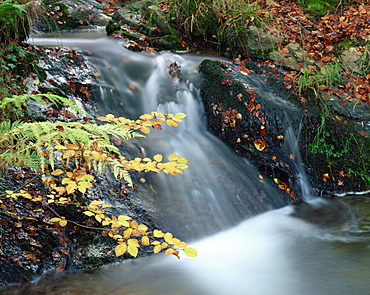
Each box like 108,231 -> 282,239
0,120 -> 25,132
0,120 -> 144,174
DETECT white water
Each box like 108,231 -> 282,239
13,32 -> 370,294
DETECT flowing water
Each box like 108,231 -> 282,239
5,32 -> 370,294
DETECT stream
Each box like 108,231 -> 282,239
5,31 -> 370,294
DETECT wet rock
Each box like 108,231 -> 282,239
33,0 -> 110,33
246,25 -> 284,59
269,43 -> 319,70
199,59 -> 304,202
199,58 -> 370,197
341,47 -> 363,74
106,0 -> 184,52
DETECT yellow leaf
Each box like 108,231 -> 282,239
153,154 -> 163,162
138,224 -> 148,233
171,117 -> 183,123
127,244 -> 139,257
115,243 -> 127,257
77,182 -> 93,194
83,211 -> 95,217
54,145 -> 67,149
65,143 -> 80,150
174,113 -> 187,118
49,217 -> 61,222
95,214 -> 103,222
140,126 -> 151,134
151,111 -> 164,118
59,219 -> 68,227
118,215 -> 131,222
92,151 -> 101,161
106,114 -> 115,121
90,200 -> 102,206
123,228 -> 133,239
176,164 -> 188,170
62,150 -> 75,158
127,238 -> 139,246
161,242 -> 169,249
51,169 -> 65,176
168,154 -> 180,161
166,120 -> 178,127
66,182 -> 77,194
139,113 -> 154,120
183,247 -> 197,257
173,241 -> 188,248
153,229 -> 164,238
142,236 -> 150,246
153,244 -> 162,254
164,232 -> 173,243
142,121 -> 154,126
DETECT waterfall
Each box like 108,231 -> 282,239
90,51 -> 289,238
7,33 -> 367,295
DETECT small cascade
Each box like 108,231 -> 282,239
6,32 -> 367,295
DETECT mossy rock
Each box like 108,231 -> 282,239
246,26 -> 284,59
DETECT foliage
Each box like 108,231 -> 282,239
0,93 -> 89,116
0,0 -> 33,44
297,61 -> 345,94
160,0 -> 269,55
0,91 -> 195,262
297,0 -> 357,15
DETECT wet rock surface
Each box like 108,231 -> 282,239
199,59 -> 369,197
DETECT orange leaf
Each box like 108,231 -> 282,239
80,86 -> 88,94
128,84 -> 136,90
65,143 -> 79,150
93,72 -> 101,77
254,139 -> 267,151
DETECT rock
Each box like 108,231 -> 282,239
199,58 -> 370,197
246,25 -> 284,59
33,0 -> 111,33
106,1 -> 184,52
341,47 -> 363,74
270,43 -> 318,70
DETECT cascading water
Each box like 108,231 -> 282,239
6,33 -> 370,295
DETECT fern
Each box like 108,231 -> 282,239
0,93 -> 90,116
0,0 -> 31,32
0,121 -> 144,173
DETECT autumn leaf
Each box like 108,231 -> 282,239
153,154 -> 163,162
142,236 -> 150,246
65,143 -> 79,150
49,217 -> 62,222
59,219 -> 68,227
128,84 -> 136,90
166,120 -> 178,127
168,154 -> 180,161
183,247 -> 197,257
115,243 -> 127,257
254,139 -> 267,151
153,244 -> 162,254
51,169 -> 65,176
83,211 -> 95,217
153,229 -> 164,237
65,182 -> 77,194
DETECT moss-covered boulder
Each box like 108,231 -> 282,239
106,0 -> 184,52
